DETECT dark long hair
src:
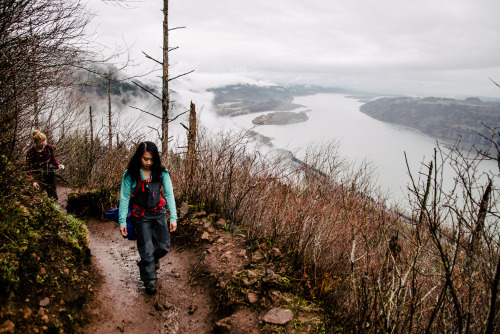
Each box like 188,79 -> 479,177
125,141 -> 166,183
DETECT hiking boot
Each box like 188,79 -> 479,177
155,259 -> 160,270
145,284 -> 157,295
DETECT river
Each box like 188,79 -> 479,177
197,93 -> 498,207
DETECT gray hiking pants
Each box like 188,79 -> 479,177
132,209 -> 170,287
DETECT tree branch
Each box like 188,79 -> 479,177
129,106 -> 161,119
169,110 -> 189,122
489,77 -> 500,88
168,70 -> 195,82
131,81 -> 161,101
142,51 -> 162,65
169,26 -> 186,31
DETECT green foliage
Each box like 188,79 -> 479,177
0,196 -> 90,296
0,165 -> 90,293
0,160 -> 92,331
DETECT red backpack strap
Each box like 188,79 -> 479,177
131,178 -> 146,199
132,179 -> 141,197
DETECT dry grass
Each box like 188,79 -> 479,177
169,129 -> 500,333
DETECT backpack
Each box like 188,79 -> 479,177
130,177 -> 166,218
105,175 -> 165,241
104,202 -> 136,240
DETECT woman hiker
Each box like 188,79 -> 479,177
26,130 -> 65,200
118,141 -> 177,295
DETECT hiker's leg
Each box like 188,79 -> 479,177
151,210 -> 170,261
43,171 -> 58,200
134,215 -> 157,287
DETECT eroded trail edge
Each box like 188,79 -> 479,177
77,208 -> 253,334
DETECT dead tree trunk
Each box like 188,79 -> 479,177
89,106 -> 94,151
107,76 -> 112,151
161,0 -> 169,160
88,106 -> 95,183
187,101 -> 197,182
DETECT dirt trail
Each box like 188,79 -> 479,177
80,219 -> 214,334
57,187 -> 216,333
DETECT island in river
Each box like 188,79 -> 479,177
252,110 -> 309,125
208,83 -> 345,125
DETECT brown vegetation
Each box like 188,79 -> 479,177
168,125 -> 500,333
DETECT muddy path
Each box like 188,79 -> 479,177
79,219 -> 215,334
57,187 -> 219,333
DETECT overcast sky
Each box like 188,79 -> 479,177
86,0 -> 500,98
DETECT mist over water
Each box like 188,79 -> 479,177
194,93 -> 498,207
116,87 -> 497,207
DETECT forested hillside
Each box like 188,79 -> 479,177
360,96 -> 500,145
209,84 -> 345,116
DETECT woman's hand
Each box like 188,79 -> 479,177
120,226 -> 128,237
58,164 -> 65,170
33,182 -> 40,190
170,221 -> 177,232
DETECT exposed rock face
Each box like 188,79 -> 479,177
252,111 -> 309,125
179,202 -> 190,219
214,310 -> 259,334
0,320 -> 15,333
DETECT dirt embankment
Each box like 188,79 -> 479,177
76,210 -> 251,333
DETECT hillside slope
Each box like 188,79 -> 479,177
360,96 -> 500,145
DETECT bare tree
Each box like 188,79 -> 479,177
136,0 -> 193,160
162,0 -> 169,159
80,61 -> 133,152
0,0 -> 92,163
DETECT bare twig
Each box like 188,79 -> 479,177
131,81 -> 161,101
168,70 -> 195,82
142,51 -> 162,65
169,110 -> 189,122
169,26 -> 186,31
188,250 -> 206,283
129,106 -> 161,119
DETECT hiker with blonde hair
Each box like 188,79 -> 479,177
26,130 -> 65,200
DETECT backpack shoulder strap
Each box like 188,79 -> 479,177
131,178 -> 143,198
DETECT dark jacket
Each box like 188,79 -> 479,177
26,144 -> 60,176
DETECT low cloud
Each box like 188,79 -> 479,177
86,0 -> 500,97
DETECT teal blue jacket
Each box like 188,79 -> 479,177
118,169 -> 177,226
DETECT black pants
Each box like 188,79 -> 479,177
132,209 -> 170,287
36,171 -> 58,200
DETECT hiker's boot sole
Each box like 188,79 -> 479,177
145,285 -> 157,295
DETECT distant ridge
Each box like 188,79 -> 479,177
208,84 -> 345,117
360,96 -> 500,146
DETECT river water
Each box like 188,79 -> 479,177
198,93 -> 497,207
